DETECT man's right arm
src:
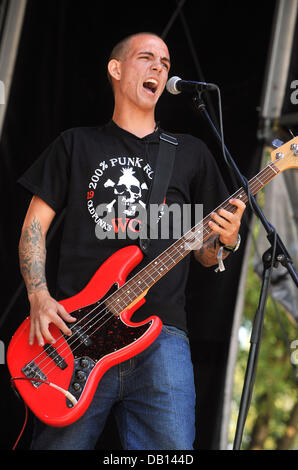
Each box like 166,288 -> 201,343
19,195 -> 76,346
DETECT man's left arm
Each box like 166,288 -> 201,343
194,198 -> 246,267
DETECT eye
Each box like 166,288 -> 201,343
115,184 -> 126,194
130,185 -> 140,193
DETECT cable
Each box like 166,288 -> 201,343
10,375 -> 78,449
161,0 -> 187,39
176,2 -> 220,131
215,85 -> 255,215
11,376 -> 78,405
11,401 -> 28,451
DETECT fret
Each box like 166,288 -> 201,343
255,176 -> 263,189
153,258 -> 169,275
269,162 -> 279,174
105,160 -> 282,317
145,267 -> 156,282
166,250 -> 177,265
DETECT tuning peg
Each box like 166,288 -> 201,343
272,138 -> 284,148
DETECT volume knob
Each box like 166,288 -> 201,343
80,358 -> 89,368
72,382 -> 81,392
76,370 -> 86,381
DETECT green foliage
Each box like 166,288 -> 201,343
229,239 -> 298,450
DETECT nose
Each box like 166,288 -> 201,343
151,60 -> 163,73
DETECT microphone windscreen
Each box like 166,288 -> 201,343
166,76 -> 181,95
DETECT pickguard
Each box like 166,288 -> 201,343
65,284 -> 152,405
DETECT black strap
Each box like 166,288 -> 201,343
139,132 -> 178,255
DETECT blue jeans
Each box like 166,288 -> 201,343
31,325 -> 196,450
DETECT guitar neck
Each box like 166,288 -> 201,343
108,161 -> 280,314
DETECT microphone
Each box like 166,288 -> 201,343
166,76 -> 217,95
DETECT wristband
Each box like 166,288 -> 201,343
215,234 -> 241,273
218,234 -> 241,252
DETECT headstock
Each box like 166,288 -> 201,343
271,137 -> 298,172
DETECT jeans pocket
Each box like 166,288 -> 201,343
162,325 -> 190,344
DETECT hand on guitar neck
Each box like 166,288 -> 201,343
194,198 -> 246,267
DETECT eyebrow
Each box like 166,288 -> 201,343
137,51 -> 171,66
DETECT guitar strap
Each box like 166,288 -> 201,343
139,132 -> 178,255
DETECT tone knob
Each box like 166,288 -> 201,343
72,382 -> 81,392
76,370 -> 86,381
80,358 -> 89,368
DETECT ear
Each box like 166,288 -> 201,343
108,59 -> 121,83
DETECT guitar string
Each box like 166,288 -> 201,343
28,163 -> 280,376
34,165 -> 281,378
29,162 -> 279,377
29,163 -> 279,376
32,196 -> 236,375
32,235 -> 190,376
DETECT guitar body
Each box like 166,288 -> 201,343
7,246 -> 162,427
8,135 -> 298,429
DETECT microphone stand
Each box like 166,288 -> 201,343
192,91 -> 298,450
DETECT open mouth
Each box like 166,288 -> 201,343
143,78 -> 158,95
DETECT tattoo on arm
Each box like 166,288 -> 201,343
196,234 -> 230,267
19,216 -> 48,295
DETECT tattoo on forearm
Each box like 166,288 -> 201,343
196,234 -> 230,266
19,217 -> 47,295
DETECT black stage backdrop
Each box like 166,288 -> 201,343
0,0 -> 277,450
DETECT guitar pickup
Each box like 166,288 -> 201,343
43,344 -> 68,370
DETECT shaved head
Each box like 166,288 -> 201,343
107,32 -> 170,118
107,32 -> 165,88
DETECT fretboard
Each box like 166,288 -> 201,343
106,161 -> 280,315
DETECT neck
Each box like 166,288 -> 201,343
112,101 -> 156,138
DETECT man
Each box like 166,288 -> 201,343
18,32 -> 245,450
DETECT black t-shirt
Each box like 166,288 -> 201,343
18,120 -> 228,332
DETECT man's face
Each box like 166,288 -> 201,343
114,34 -> 171,111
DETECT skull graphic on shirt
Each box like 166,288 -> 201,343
104,167 -> 148,216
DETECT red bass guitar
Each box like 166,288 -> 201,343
7,138 -> 298,427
